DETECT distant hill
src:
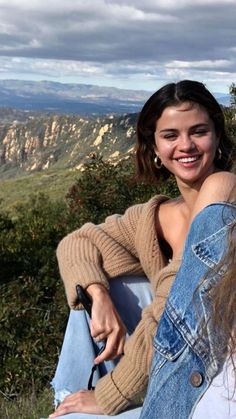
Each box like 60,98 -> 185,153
0,80 -> 231,115
0,80 -> 150,115
0,107 -> 48,124
213,92 -> 231,106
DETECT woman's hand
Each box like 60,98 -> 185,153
49,390 -> 103,417
87,284 -> 127,364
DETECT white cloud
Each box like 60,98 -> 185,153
166,60 -> 232,70
132,0 -> 236,8
0,0 -> 235,92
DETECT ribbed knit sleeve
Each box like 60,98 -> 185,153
56,202 -> 145,308
56,193 -> 176,415
94,259 -> 181,415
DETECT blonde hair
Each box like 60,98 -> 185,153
211,219 -> 236,368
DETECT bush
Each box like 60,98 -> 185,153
66,155 -> 179,225
0,194 -> 70,397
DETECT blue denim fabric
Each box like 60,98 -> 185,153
140,202 -> 236,419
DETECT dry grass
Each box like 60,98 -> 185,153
0,388 -> 53,419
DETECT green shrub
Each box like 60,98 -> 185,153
0,194 -> 70,397
66,155 -> 179,225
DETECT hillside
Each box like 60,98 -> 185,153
0,111 -> 138,209
0,112 -> 137,178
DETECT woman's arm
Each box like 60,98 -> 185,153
56,202 -> 145,308
56,202 -> 147,364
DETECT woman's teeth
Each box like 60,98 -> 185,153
177,156 -> 199,163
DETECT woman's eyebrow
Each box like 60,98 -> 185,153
189,123 -> 210,130
157,123 -> 210,134
157,128 -> 178,133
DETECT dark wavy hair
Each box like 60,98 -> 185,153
136,80 -> 235,183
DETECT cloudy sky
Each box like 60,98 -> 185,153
0,0 -> 235,93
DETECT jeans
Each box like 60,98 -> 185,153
42,407 -> 142,419
50,276 -> 153,419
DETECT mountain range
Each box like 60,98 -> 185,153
0,80 -> 231,115
0,80 -> 150,115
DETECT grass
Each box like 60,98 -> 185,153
0,388 -> 53,419
0,389 -> 144,419
0,168 -> 80,213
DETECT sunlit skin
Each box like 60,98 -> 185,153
154,102 -> 219,191
49,390 -> 102,417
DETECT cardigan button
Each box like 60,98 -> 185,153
190,371 -> 203,387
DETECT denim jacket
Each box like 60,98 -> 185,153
140,202 -> 236,419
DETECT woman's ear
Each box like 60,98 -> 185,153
153,146 -> 159,157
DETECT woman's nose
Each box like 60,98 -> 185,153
178,134 -> 196,151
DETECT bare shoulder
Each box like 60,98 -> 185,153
202,171 -> 236,188
192,171 -> 236,221
200,171 -> 236,200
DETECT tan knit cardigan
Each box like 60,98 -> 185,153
56,195 -> 181,415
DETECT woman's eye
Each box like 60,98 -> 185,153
193,129 -> 208,136
164,134 -> 177,140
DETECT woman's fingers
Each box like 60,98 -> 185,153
49,390 -> 103,417
89,294 -> 127,361
90,321 -> 110,341
85,283 -> 127,361
94,333 -> 126,364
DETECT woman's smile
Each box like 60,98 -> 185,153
154,102 -> 219,186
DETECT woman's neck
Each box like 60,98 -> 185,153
176,181 -> 201,214
176,167 -> 220,212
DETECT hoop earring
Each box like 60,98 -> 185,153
217,147 -> 222,161
154,155 -> 163,169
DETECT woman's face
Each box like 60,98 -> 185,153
154,102 -> 219,187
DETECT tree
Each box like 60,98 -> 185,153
229,83 -> 236,106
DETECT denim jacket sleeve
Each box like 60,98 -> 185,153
140,202 -> 236,419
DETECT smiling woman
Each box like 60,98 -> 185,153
136,80 -> 233,184
50,80 -> 236,418
154,102 -> 219,187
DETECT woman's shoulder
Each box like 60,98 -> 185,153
198,171 -> 236,202
191,171 -> 236,221
125,194 -> 170,215
201,171 -> 236,189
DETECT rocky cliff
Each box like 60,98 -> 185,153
0,112 -> 137,178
